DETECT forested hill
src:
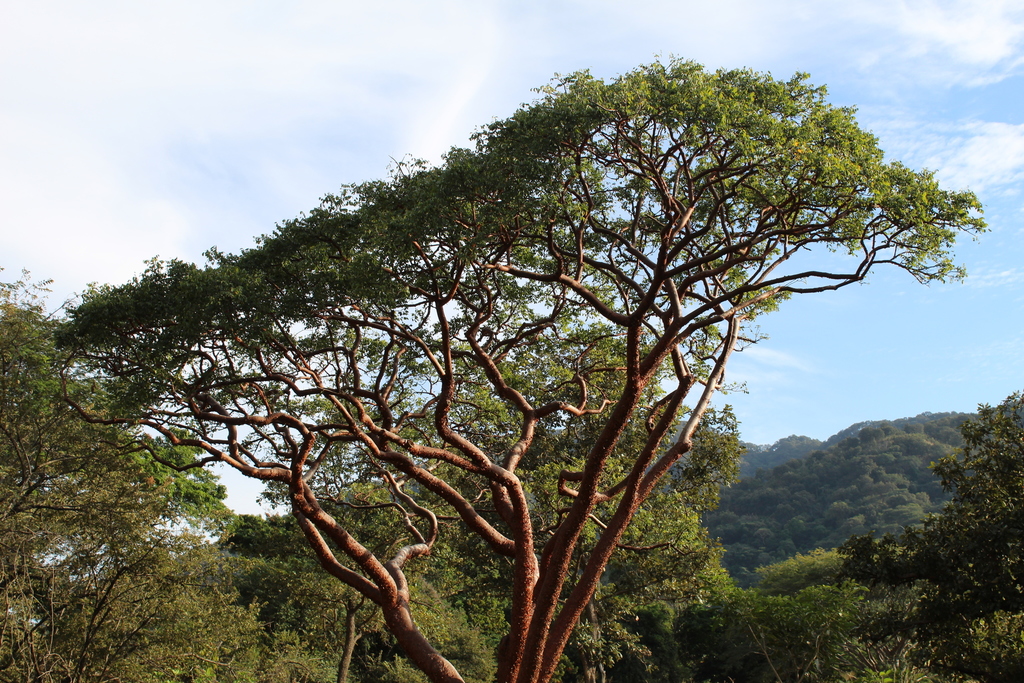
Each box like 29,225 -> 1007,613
738,436 -> 823,477
708,412 -> 969,585
738,411 -> 968,477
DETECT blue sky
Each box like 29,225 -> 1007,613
3,0 -> 1023,511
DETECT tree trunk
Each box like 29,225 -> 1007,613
336,606 -> 359,683
578,600 -> 606,683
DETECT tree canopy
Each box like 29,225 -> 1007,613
60,60 -> 982,683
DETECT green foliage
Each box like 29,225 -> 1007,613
732,583 -> 864,683
222,514 -> 386,682
604,603 -> 687,683
223,514 -> 499,683
137,440 -> 230,523
406,580 -> 498,683
675,593 -> 771,682
675,578 -> 865,683
756,549 -> 844,596
674,551 -> 955,683
359,654 -> 430,683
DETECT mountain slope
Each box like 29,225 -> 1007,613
707,413 -> 969,585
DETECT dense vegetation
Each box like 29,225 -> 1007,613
0,277 -> 260,682
8,274 -> 1024,682
710,413 -> 969,584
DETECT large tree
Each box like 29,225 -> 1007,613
61,61 -> 982,683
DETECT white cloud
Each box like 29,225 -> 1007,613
0,112 -> 192,290
840,0 -> 1024,85
737,346 -> 815,373
865,117 -> 1024,193
929,122 -> 1024,191
962,266 -> 1024,288
931,332 -> 1024,383
888,0 -> 1024,69
0,0 -> 506,297
552,0 -> 1024,86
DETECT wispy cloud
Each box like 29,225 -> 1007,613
739,346 -> 816,373
724,345 -> 818,392
925,122 -> 1024,192
931,333 -> 1024,383
845,0 -> 1024,84
0,0 -> 505,294
868,118 -> 1024,193
563,0 -> 1024,86
962,266 -> 1024,288
892,0 -> 1024,66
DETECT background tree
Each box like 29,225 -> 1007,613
673,553 -> 936,683
61,60 -> 982,683
731,583 -> 863,683
225,513 -> 427,683
0,276 -> 265,683
840,392 -> 1024,683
